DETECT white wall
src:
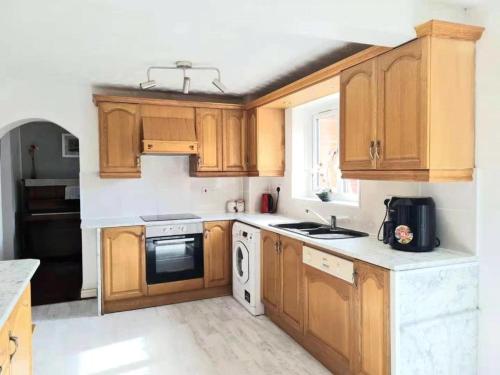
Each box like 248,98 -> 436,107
467,2 -> 500,373
0,128 -> 22,260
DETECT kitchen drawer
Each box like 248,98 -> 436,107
302,246 -> 354,284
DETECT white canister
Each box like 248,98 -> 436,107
226,200 -> 238,213
236,199 -> 245,213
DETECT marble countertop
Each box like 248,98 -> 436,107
82,213 -> 477,272
0,259 -> 40,328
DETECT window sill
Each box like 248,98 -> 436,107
292,196 -> 360,208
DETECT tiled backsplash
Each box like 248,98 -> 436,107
80,155 -> 244,218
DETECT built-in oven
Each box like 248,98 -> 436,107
145,222 -> 203,285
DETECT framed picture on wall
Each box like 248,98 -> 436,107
62,134 -> 79,158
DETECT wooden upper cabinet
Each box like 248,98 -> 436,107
340,59 -> 377,171
261,230 -> 281,313
341,22 -> 482,182
279,236 -> 303,333
101,226 -> 147,304
246,109 -> 258,172
203,221 -> 231,288
377,38 -> 428,170
222,110 -> 246,171
195,108 -> 223,172
247,108 -> 285,176
98,102 -> 141,178
303,264 -> 354,375
353,262 -> 390,375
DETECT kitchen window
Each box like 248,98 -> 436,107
291,93 -> 359,204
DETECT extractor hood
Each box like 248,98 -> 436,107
142,114 -> 198,155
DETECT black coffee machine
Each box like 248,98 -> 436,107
381,197 -> 439,252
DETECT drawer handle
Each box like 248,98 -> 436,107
321,262 -> 330,269
9,332 -> 19,361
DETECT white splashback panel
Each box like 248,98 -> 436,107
81,155 -> 244,218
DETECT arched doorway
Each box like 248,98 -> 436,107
0,120 -> 82,305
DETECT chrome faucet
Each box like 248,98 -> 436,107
305,209 -> 337,230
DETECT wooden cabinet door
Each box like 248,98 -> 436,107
256,108 -> 285,176
279,236 -> 303,333
377,38 -> 429,170
246,108 -> 258,172
354,262 -> 390,375
303,265 -> 354,375
102,226 -> 147,302
99,102 -> 141,178
340,59 -> 377,171
8,286 -> 32,375
261,230 -> 281,313
0,357 -> 10,375
203,221 -> 231,288
195,108 -> 223,172
222,110 -> 246,171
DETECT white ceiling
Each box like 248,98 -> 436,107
0,0 -> 471,97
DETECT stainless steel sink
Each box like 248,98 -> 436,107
270,222 -> 369,240
272,222 -> 325,231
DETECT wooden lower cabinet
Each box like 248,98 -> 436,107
261,231 -> 281,313
280,236 -> 304,333
101,223 -> 233,314
354,262 -> 390,375
203,221 -> 232,288
102,226 -> 147,303
261,234 -> 390,375
303,264 -> 355,375
261,231 -> 303,336
0,285 -> 33,375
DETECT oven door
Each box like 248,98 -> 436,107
146,234 -> 203,284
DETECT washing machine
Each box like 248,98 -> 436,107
232,222 -> 264,316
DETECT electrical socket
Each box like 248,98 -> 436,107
201,187 -> 209,194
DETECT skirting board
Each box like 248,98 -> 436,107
81,288 -> 97,299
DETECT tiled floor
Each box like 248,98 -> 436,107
32,297 -> 330,375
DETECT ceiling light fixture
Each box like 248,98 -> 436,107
139,61 -> 227,94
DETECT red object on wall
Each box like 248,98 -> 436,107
260,193 -> 274,213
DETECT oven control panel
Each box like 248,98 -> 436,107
146,222 -> 203,237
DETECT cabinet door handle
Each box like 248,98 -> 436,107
9,332 -> 19,361
353,270 -> 359,287
274,241 -> 279,253
136,155 -> 141,167
204,230 -> 209,239
198,156 -> 202,167
141,233 -> 145,242
369,141 -> 375,160
374,141 -> 381,160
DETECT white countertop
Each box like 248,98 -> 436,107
82,213 -> 477,272
0,259 -> 40,328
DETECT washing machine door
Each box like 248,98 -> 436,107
234,241 -> 249,284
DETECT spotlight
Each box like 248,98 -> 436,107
140,80 -> 156,90
212,78 -> 226,93
182,76 -> 191,94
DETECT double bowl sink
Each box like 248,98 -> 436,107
270,221 -> 368,240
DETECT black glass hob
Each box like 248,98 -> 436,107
140,213 -> 201,222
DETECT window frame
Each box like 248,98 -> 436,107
310,108 -> 359,204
